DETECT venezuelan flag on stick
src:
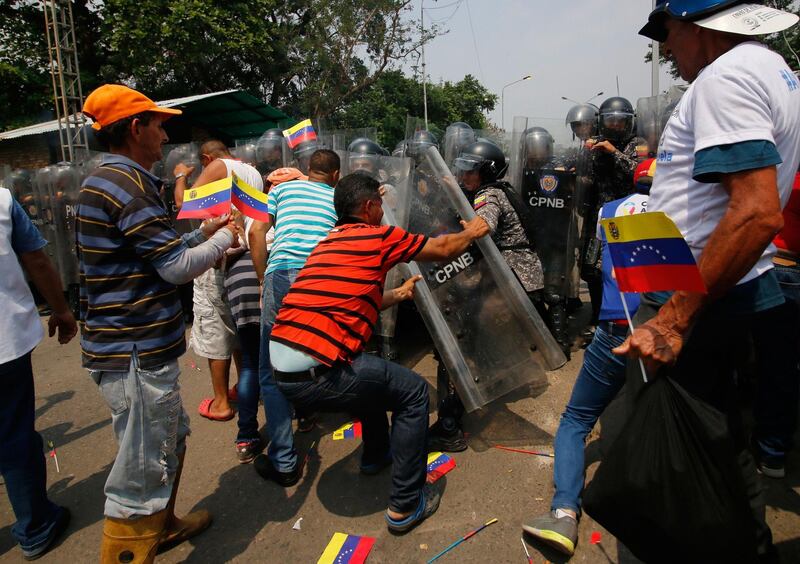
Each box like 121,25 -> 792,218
427,452 -> 455,483
177,177 -> 232,219
332,420 -> 362,441
283,119 -> 317,149
601,212 -> 706,293
231,173 -> 269,222
317,533 -> 375,564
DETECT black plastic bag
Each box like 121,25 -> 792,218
583,376 -> 757,563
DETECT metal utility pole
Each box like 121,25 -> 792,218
421,1 -> 429,129
44,0 -> 88,162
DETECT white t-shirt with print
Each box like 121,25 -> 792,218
648,41 -> 800,285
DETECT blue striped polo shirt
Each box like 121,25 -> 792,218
266,179 -> 336,275
77,154 -> 202,371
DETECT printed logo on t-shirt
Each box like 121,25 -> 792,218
657,150 -> 673,163
780,69 -> 799,92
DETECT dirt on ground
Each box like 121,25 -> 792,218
1,297 -> 798,563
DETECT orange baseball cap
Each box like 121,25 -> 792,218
83,84 -> 182,130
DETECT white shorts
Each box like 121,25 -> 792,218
189,269 -> 238,360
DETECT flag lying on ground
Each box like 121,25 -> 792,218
317,533 -> 375,564
177,177 -> 232,219
426,452 -> 456,483
231,173 -> 269,222
600,211 -> 706,293
332,420 -> 362,440
283,119 -> 317,149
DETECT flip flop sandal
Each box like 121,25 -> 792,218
197,398 -> 235,421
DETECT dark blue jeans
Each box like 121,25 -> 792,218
753,265 -> 800,460
0,352 -> 65,551
235,324 -> 261,444
276,352 -> 430,512
552,325 -> 628,513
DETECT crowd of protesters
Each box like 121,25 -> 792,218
0,2 -> 798,562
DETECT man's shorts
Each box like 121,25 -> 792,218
189,269 -> 238,360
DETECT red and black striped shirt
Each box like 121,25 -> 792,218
271,223 -> 427,366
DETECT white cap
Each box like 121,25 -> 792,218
695,3 -> 798,35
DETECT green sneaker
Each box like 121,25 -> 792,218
522,509 -> 578,556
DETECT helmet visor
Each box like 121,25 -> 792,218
453,154 -> 484,172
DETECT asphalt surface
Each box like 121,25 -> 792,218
1,301 -> 798,563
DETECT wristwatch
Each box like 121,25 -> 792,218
175,173 -> 187,181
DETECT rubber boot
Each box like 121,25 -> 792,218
549,300 -> 572,361
100,510 -> 168,564
158,450 -> 212,553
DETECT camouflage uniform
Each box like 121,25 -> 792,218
472,185 -> 544,292
580,135 -> 646,325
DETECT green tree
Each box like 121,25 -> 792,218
327,70 -> 498,148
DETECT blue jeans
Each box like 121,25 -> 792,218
235,324 -> 261,444
552,325 -> 628,513
0,351 -> 66,552
91,352 -> 190,518
753,264 -> 800,460
259,269 -> 299,471
276,353 -> 430,512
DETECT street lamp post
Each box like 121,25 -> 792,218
501,75 -> 532,132
561,91 -> 604,107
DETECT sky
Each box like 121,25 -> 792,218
404,0 -> 686,143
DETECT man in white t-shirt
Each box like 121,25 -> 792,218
0,187 -> 77,559
616,2 -> 800,560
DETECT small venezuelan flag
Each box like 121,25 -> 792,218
601,211 -> 706,293
317,532 -> 375,564
426,451 -> 456,483
283,119 -> 317,149
231,173 -> 269,222
177,177 -> 232,219
332,420 -> 362,441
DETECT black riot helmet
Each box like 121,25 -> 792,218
443,122 -> 477,166
454,139 -> 508,184
347,137 -> 382,175
293,139 -> 322,174
406,129 -> 439,159
522,127 -> 554,168
598,97 -> 635,143
4,169 -> 33,196
565,104 -> 598,141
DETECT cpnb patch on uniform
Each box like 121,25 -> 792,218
539,174 -> 558,193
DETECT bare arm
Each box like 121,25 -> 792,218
248,217 -> 274,283
615,166 -> 783,370
19,250 -> 77,344
413,216 -> 490,262
174,159 -> 227,208
381,275 -> 422,310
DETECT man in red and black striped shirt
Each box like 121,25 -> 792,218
270,172 -> 488,534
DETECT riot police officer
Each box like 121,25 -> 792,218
519,127 -> 578,358
292,138 -> 322,174
347,137 -> 383,178
580,96 -> 644,333
256,128 -> 286,176
566,104 -> 598,142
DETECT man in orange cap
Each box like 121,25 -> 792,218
78,84 -> 238,563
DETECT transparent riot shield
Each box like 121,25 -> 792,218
3,169 -> 36,215
510,116 -> 585,301
255,131 -> 290,176
163,143 -> 202,234
33,166 -> 61,269
49,162 -> 82,299
387,145 -> 565,412
442,123 -> 478,171
636,86 -> 686,157
231,141 -> 259,166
